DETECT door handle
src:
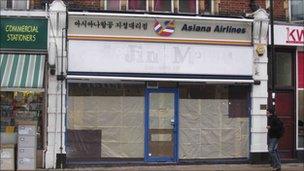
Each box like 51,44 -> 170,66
170,119 -> 175,127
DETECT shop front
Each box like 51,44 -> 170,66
66,11 -> 268,163
0,17 -> 48,170
270,24 -> 304,160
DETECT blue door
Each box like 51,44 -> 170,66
144,88 -> 179,162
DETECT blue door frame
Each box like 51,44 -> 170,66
144,88 -> 179,162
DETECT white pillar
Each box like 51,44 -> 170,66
45,0 -> 67,168
250,9 -> 269,154
250,44 -> 268,153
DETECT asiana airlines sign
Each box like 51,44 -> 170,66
68,14 -> 252,45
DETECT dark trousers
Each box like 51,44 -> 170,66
268,138 -> 281,169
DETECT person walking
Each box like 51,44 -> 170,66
267,106 -> 284,171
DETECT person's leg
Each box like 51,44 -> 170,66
274,145 -> 281,169
268,139 -> 274,167
268,138 -> 280,169
272,138 -> 281,169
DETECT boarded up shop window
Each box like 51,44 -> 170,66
66,130 -> 101,161
178,84 -> 249,159
67,83 -> 145,159
68,83 -> 145,96
228,85 -> 250,118
179,84 -> 228,99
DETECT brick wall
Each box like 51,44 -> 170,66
272,0 -> 287,21
218,0 -> 266,16
63,0 -> 101,11
30,0 -> 287,21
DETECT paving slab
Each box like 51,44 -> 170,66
41,163 -> 304,171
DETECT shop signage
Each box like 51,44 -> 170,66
270,25 -> 304,46
68,40 -> 253,76
0,17 -> 48,51
68,14 -> 252,45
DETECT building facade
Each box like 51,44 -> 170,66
0,0 -> 66,169
266,0 -> 304,162
0,1 -> 49,170
269,24 -> 304,160
0,0 -> 303,169
64,0 -> 269,166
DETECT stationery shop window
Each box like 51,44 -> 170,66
178,0 -> 197,14
128,0 -> 147,11
154,0 -> 172,12
0,91 -> 44,148
105,0 -> 120,11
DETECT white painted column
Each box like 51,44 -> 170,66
45,0 -> 67,168
250,9 -> 269,154
250,44 -> 268,152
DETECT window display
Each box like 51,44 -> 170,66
0,91 -> 44,148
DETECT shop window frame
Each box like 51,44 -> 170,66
297,89 -> 304,149
12,0 -> 29,10
177,0 -> 198,14
297,51 -> 304,150
1,0 -> 29,10
273,48 -> 296,91
152,0 -> 174,13
104,0 -> 121,11
127,0 -> 148,12
197,0 -> 216,15
289,0 -> 304,22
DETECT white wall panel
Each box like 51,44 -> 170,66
251,97 -> 268,115
69,41 -> 253,76
250,133 -> 268,152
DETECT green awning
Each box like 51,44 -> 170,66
0,54 -> 45,88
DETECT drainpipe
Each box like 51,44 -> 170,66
56,27 -> 67,169
270,0 -> 275,109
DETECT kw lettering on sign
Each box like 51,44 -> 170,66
286,27 -> 304,44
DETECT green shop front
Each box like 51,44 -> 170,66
0,17 -> 47,170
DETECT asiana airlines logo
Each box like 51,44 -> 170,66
154,19 -> 175,37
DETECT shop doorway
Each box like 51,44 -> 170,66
275,91 -> 295,159
269,49 -> 296,159
144,88 -> 178,162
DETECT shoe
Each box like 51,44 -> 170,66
272,167 -> 281,171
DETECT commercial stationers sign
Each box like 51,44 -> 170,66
0,17 -> 48,51
68,14 -> 252,45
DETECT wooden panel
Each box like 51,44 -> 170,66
228,86 -> 250,118
275,92 -> 295,159
149,141 -> 173,157
66,129 -> 101,160
149,129 -> 173,157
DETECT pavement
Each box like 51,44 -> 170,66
45,163 -> 304,171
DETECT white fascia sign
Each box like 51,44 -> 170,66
68,40 -> 253,76
270,25 -> 304,46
